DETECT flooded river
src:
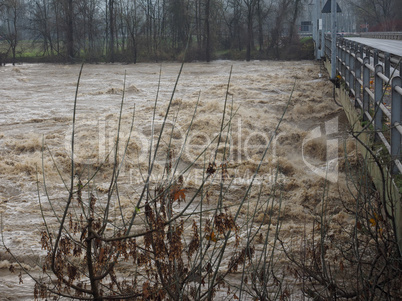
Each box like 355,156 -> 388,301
0,61 -> 355,299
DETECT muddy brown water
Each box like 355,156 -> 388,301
0,61 -> 356,299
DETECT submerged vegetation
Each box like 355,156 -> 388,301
1,59 -> 401,300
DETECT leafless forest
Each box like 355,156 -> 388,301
0,0 -> 401,64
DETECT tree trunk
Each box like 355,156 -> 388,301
288,0 -> 301,43
246,12 -> 252,61
205,0 -> 211,62
109,0 -> 115,62
257,0 -> 264,52
245,0 -> 255,61
66,0 -> 74,59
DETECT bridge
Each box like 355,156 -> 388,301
346,37 -> 402,57
322,35 -> 402,173
316,33 -> 402,252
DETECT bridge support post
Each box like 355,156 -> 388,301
313,0 -> 317,57
330,0 -> 337,79
320,0 -> 325,58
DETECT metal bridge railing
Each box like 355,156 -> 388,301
325,36 -> 402,174
361,32 -> 402,40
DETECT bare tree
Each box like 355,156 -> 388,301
288,0 -> 301,42
222,0 -> 244,51
167,0 -> 190,51
351,0 -> 400,31
75,0 -> 102,60
64,0 -> 74,58
1,0 -> 24,65
270,0 -> 292,58
108,0 -> 115,62
122,0 -> 141,63
243,0 -> 256,61
30,0 -> 55,56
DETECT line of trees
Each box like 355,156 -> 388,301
0,0 -> 400,64
0,0 -> 314,63
349,0 -> 402,32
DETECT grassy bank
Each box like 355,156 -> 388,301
0,37 -> 314,64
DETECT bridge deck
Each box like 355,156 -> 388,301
345,37 -> 402,57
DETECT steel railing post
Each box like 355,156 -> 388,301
345,45 -> 350,86
363,57 -> 370,121
374,50 -> 379,66
336,41 -> 339,76
349,47 -> 355,91
342,41 -> 345,73
385,52 -> 391,78
366,48 -> 371,62
341,44 -> 345,78
355,51 -> 362,108
391,76 -> 402,174
375,64 -> 384,138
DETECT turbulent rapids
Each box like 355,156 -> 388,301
0,61 -> 358,299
